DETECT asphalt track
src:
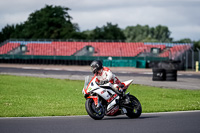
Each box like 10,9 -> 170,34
0,111 -> 200,133
1,66 -> 200,78
0,66 -> 200,89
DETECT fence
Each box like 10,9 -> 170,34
179,48 -> 200,70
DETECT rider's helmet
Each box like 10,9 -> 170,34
90,60 -> 103,74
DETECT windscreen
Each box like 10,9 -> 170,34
84,76 -> 92,89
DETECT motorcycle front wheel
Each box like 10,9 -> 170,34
85,98 -> 105,120
126,95 -> 142,118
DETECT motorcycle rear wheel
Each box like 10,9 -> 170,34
85,98 -> 105,120
126,95 -> 142,118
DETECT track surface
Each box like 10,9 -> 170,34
0,66 -> 200,89
0,111 -> 200,133
1,67 -> 200,78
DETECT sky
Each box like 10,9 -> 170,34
0,0 -> 200,41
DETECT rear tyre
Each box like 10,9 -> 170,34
126,95 -> 142,118
85,98 -> 105,120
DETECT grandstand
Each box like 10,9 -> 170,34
0,41 -> 192,57
0,40 -> 193,68
0,42 -> 20,54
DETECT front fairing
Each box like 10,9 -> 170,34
82,76 -> 117,102
82,76 -> 99,95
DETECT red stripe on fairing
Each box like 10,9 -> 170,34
107,94 -> 118,103
87,96 -> 98,105
106,105 -> 119,116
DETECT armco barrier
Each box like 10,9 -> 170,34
103,60 -> 137,67
103,60 -> 145,68
0,54 -> 168,68
136,60 -> 146,68
0,54 -> 168,61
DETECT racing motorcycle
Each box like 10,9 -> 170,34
82,76 -> 142,120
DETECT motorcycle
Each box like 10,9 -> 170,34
82,76 -> 142,120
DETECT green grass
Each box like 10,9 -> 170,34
0,74 -> 200,117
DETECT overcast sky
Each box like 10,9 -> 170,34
0,0 -> 200,41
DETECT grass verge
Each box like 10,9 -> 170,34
0,74 -> 200,117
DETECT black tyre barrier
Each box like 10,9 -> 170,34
152,68 -> 166,81
165,69 -> 177,81
149,60 -> 184,70
152,69 -> 177,81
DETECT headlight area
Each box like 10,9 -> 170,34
84,94 -> 90,99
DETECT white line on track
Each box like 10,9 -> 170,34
22,67 -> 63,71
21,67 -> 90,72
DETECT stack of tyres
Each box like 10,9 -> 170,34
165,69 -> 177,81
152,69 -> 166,81
152,69 -> 177,81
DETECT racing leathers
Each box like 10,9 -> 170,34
95,67 -> 124,93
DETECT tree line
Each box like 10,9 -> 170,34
0,5 -> 199,50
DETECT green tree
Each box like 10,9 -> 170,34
22,5 -> 78,39
123,24 -> 150,42
193,40 -> 200,51
123,24 -> 172,42
0,24 -> 16,42
10,23 -> 25,39
153,25 -> 172,42
175,38 -> 192,43
89,22 -> 126,41
0,5 -> 80,42
142,37 -> 159,42
81,30 -> 93,40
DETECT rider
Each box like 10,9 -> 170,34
90,60 -> 125,94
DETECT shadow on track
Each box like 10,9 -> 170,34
102,115 -> 159,120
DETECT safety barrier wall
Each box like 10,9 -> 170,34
0,54 -> 168,68
0,54 -> 167,61
103,60 -> 146,68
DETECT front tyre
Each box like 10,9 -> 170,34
126,95 -> 142,118
85,98 -> 105,120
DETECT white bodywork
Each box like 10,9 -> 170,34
82,76 -> 133,112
